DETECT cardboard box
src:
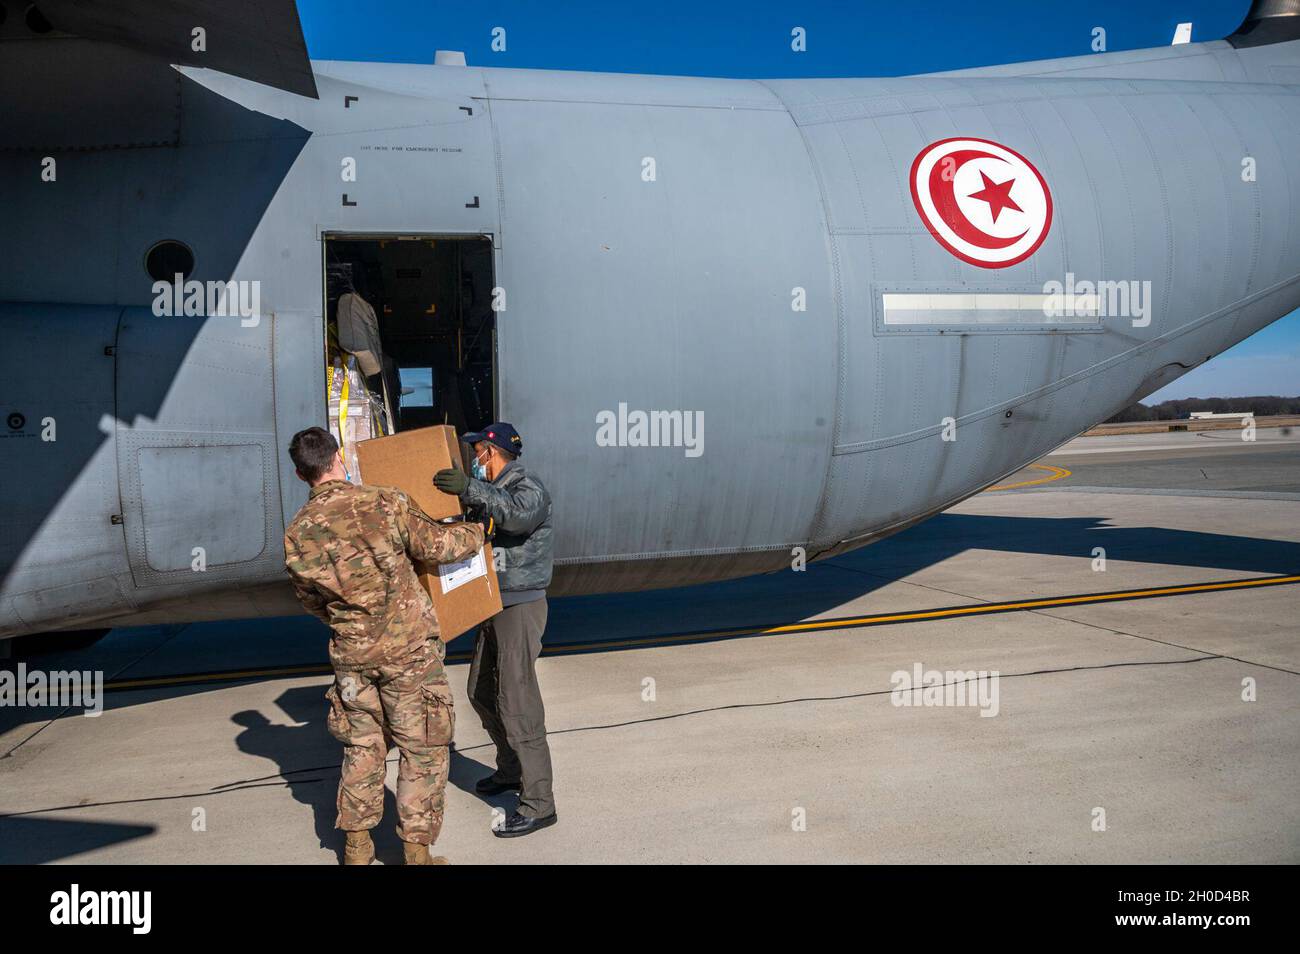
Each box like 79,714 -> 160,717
356,425 -> 502,640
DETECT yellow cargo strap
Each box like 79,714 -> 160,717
332,355 -> 354,478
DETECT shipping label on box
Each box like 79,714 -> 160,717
356,425 -> 502,639
437,548 -> 489,594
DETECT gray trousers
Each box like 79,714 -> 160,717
467,597 -> 555,817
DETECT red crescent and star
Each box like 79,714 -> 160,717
926,148 -> 1028,250
910,137 -> 1053,269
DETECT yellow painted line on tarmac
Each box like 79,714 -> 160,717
101,573 -> 1300,691
107,663 -> 331,691
531,574 -> 1300,654
985,463 -> 1072,492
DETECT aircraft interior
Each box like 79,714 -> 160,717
323,235 -> 497,475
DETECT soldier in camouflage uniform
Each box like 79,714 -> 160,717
284,426 -> 484,865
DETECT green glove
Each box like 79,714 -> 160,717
432,467 -> 469,496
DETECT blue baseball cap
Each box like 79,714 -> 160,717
463,422 -> 523,457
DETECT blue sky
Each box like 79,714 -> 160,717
299,0 -> 1297,401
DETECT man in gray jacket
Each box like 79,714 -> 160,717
433,422 -> 557,838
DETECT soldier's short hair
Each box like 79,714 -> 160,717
289,427 -> 339,482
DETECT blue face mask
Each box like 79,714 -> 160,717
470,454 -> 487,480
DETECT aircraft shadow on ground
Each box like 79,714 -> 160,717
5,513 -> 1297,723
0,815 -> 156,865
7,512 -> 1297,862
538,512 -> 1300,650
0,683 -> 502,865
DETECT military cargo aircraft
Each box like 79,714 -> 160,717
2,0 -> 1298,641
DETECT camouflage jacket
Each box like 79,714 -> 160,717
284,480 -> 485,671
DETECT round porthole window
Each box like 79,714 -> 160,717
145,240 -> 195,283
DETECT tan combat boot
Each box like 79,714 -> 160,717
343,830 -> 375,866
402,841 -> 449,865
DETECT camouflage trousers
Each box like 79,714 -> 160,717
325,640 -> 455,845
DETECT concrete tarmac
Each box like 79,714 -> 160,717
1041,426 -> 1300,493
2,430 -> 1297,864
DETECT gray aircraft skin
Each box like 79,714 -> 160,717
2,1 -> 1299,640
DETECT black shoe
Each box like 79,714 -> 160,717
493,811 -> 557,838
475,775 -> 521,796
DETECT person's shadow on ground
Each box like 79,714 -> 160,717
232,686 -> 409,864
448,743 -> 520,831
232,686 -> 513,861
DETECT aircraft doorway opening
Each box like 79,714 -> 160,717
323,234 -> 496,475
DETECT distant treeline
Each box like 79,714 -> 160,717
1106,396 -> 1300,423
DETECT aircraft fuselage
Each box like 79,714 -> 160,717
2,37 -> 1299,637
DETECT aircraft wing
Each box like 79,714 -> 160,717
30,0 -> 318,99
